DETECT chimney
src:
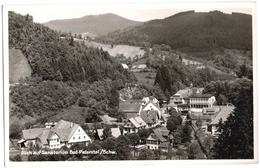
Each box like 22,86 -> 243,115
70,122 -> 73,128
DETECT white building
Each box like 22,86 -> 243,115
189,94 -> 216,113
146,127 -> 170,151
18,120 -> 91,149
169,87 -> 204,106
123,116 -> 147,135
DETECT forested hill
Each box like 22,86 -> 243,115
99,10 -> 252,51
9,11 -> 133,83
44,13 -> 142,36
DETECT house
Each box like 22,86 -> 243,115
189,94 -> 216,113
145,127 -> 170,151
169,89 -> 191,105
209,105 -> 235,136
169,87 -> 204,113
140,97 -> 162,119
123,116 -> 147,135
190,113 -> 213,132
142,96 -> 159,106
169,87 -> 203,106
96,127 -> 122,140
52,120 -> 91,148
119,96 -> 163,128
119,100 -> 142,119
18,128 -> 51,149
140,110 -> 160,128
18,120 -> 91,149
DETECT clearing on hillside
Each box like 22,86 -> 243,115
84,41 -> 145,59
9,49 -> 32,83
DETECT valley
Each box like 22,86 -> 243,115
8,10 -> 253,161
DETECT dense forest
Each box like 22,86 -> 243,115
9,12 -> 135,136
9,11 -> 135,83
98,11 -> 252,54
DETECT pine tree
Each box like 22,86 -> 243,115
213,83 -> 253,159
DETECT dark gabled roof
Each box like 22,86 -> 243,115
147,127 -> 170,142
22,128 -> 46,140
171,87 -> 204,99
119,101 -> 141,113
174,88 -> 193,99
211,105 -> 235,125
190,114 -> 212,121
140,110 -> 158,124
51,120 -> 79,142
153,129 -> 167,142
22,120 -> 91,144
128,116 -> 147,128
189,94 -> 213,98
22,128 -> 56,145
153,127 -> 169,137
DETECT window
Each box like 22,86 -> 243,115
79,136 -> 80,139
73,137 -> 75,140
84,136 -> 86,139
78,129 -> 80,132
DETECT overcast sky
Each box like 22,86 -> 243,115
7,4 -> 252,23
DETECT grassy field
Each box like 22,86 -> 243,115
83,41 -> 145,59
9,49 -> 32,83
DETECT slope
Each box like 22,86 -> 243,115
44,13 -> 142,36
9,48 -> 32,83
99,10 -> 252,52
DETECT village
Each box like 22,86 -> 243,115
7,6 -> 254,162
16,81 -> 234,159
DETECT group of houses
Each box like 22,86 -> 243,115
168,87 -> 234,136
18,87 -> 234,151
18,120 -> 91,149
119,96 -> 166,134
118,96 -> 172,151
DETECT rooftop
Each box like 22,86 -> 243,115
128,116 -> 147,128
189,93 -> 213,98
140,110 -> 158,125
211,105 -> 235,125
147,127 -> 169,142
172,87 -> 204,99
119,101 -> 141,113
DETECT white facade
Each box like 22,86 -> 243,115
146,135 -> 159,150
68,126 -> 91,145
190,96 -> 216,113
49,133 -> 61,149
141,102 -> 161,118
170,94 -> 186,105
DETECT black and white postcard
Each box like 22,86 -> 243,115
2,0 -> 258,167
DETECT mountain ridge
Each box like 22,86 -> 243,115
98,10 -> 252,52
44,13 -> 142,36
